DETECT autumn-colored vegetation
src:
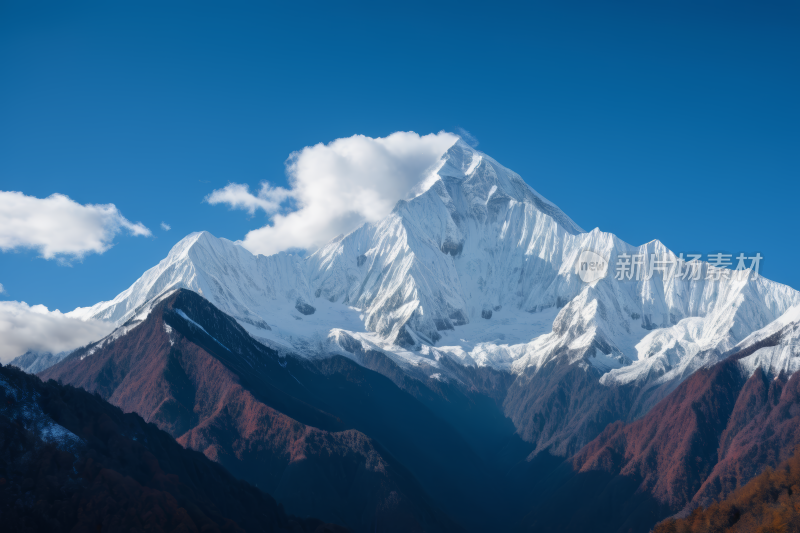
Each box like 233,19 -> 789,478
655,448 -> 800,533
0,364 -> 343,533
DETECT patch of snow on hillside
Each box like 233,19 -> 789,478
174,309 -> 231,351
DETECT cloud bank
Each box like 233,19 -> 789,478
206,131 -> 458,256
0,300 -> 114,363
0,191 -> 151,261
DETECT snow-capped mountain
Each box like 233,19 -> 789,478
59,141 -> 800,455
28,138 -> 800,531
67,139 -> 800,451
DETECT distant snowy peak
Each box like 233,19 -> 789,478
9,350 -> 73,375
68,231 -> 304,330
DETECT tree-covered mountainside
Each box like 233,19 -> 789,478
655,447 -> 800,533
0,363 -> 344,533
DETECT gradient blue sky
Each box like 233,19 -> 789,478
1,0 -> 798,312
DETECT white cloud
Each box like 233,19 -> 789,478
206,182 -> 292,216
207,131 -> 458,256
161,222 -> 171,231
0,191 -> 152,261
0,300 -> 114,363
0,283 -> 4,294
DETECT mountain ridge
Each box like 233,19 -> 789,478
43,289 -> 505,532
56,140 -> 800,460
39,287 -> 800,532
0,360 -> 344,533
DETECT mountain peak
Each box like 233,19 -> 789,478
67,142 -> 800,408
436,140 -> 584,235
169,230 -> 242,257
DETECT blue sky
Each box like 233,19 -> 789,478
1,0 -> 799,312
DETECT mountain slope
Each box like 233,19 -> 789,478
62,139 -> 800,459
43,289 -> 487,532
0,363 -> 342,533
654,446 -> 800,533
18,137 -> 800,532
514,305 -> 800,532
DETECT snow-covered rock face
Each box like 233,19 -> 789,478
598,270 -> 799,389
736,305 -> 800,379
9,350 -> 73,374
68,140 -> 800,391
